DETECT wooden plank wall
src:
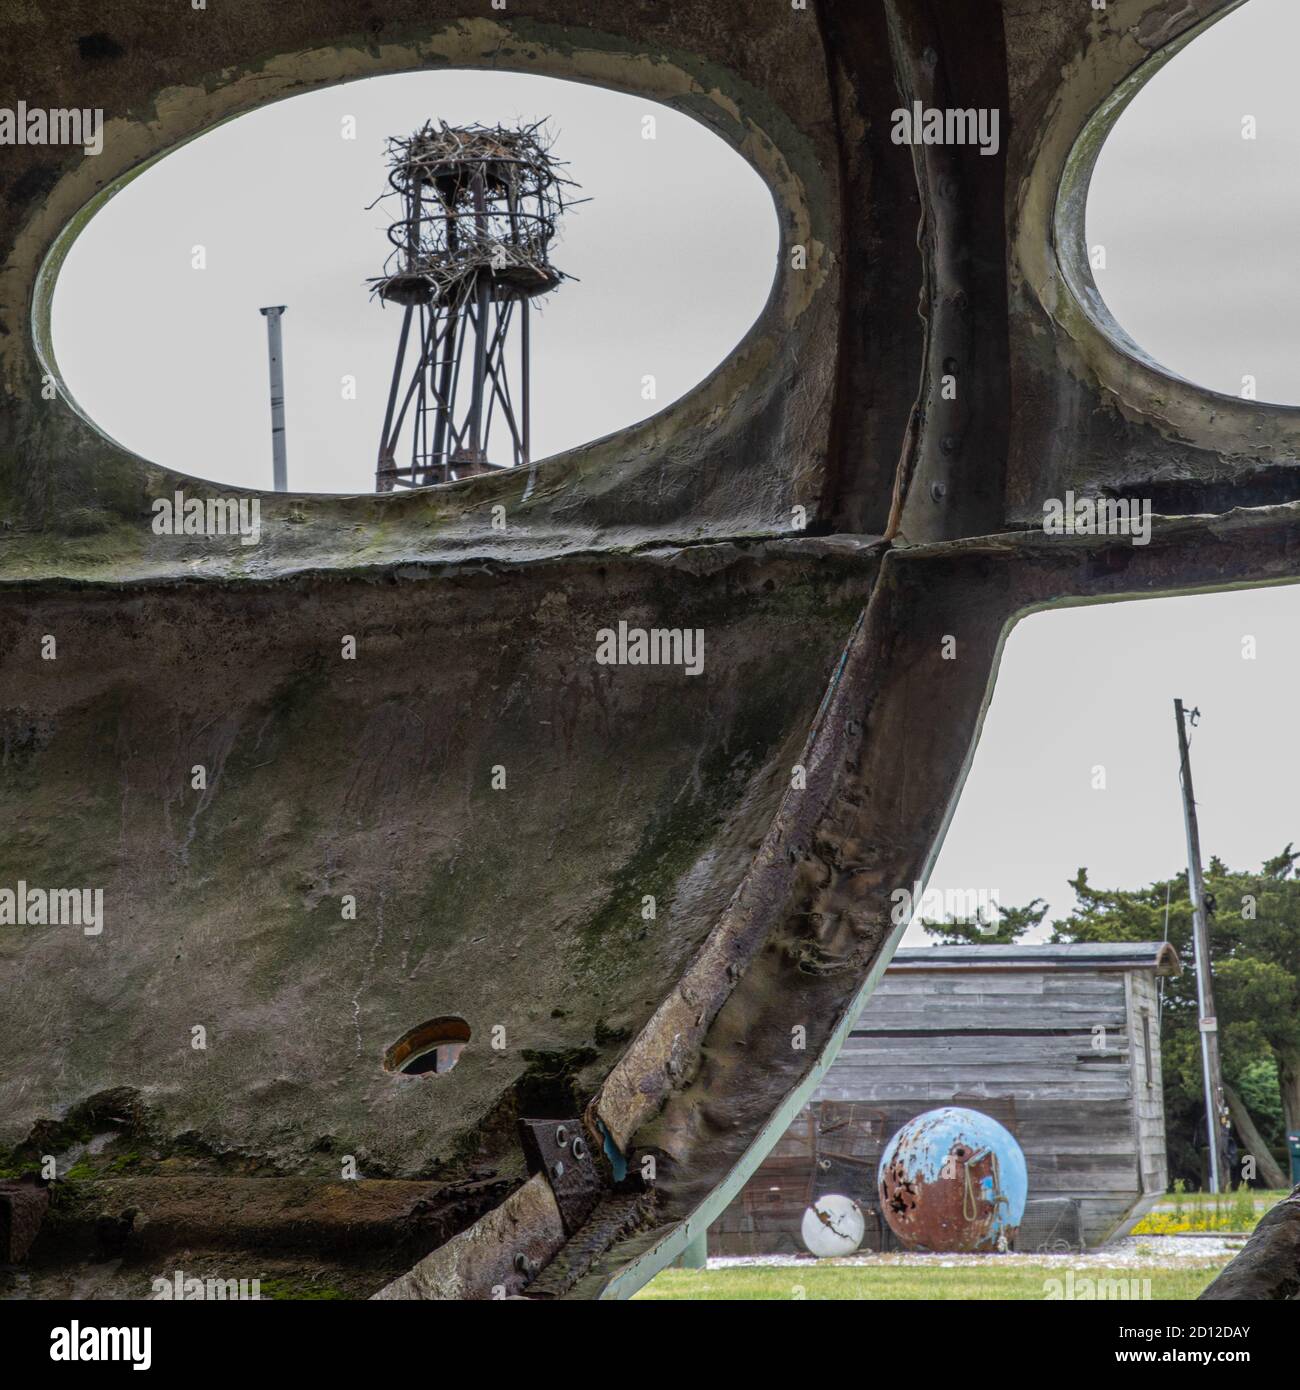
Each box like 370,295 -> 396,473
1127,970 -> 1169,1206
710,965 -> 1157,1254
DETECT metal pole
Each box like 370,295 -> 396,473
468,168 -> 490,460
671,1230 -> 708,1269
432,308 -> 458,474
1174,698 -> 1228,1193
259,306 -> 288,492
376,303 -> 414,491
521,297 -> 530,466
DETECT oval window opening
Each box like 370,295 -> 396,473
51,70 -> 779,493
1085,0 -> 1300,405
384,1016 -> 471,1077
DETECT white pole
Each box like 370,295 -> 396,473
259,306 -> 288,491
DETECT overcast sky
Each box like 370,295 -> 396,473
52,70 -> 776,494
1086,0 -> 1300,404
51,13 -> 1300,943
921,0 -> 1300,942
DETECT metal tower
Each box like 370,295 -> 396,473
370,120 -> 576,491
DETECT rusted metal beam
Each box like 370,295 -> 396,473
373,1173 -> 566,1301
884,0 -> 1009,543
31,1176 -> 513,1262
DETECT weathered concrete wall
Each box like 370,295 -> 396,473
2,0 -> 1297,1298
0,545 -> 871,1176
0,4 -> 842,579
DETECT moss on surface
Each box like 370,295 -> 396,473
257,1277 -> 346,1301
0,554 -> 865,1183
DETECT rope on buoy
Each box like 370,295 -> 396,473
961,1146 -> 1010,1247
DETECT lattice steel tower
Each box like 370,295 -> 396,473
370,121 -> 576,491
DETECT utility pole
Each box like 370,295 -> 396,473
1174,699 -> 1229,1193
259,306 -> 288,491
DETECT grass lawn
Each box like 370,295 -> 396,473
1158,1189 -> 1291,1205
636,1262 -> 1228,1301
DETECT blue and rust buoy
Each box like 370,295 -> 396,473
878,1106 -> 1028,1252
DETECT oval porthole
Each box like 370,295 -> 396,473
384,1016 -> 471,1077
50,69 -> 779,493
1085,0 -> 1300,404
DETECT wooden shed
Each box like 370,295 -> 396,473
710,941 -> 1182,1254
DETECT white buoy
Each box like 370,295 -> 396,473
800,1194 -> 865,1258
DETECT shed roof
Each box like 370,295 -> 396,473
886,941 -> 1181,976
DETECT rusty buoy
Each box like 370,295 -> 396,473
878,1106 -> 1027,1252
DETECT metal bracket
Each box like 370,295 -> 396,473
518,1119 -> 603,1237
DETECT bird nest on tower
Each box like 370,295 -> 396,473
368,119 -> 580,310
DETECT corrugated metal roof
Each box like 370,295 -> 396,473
886,941 -> 1181,976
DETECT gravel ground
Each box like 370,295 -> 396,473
708,1235 -> 1244,1271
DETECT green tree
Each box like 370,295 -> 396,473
921,897 -> 1047,946
1050,851 -> 1300,1184
1236,1056 -> 1285,1154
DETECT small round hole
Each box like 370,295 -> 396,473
383,1016 -> 471,1077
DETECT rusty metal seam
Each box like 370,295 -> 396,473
587,589 -> 878,1156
